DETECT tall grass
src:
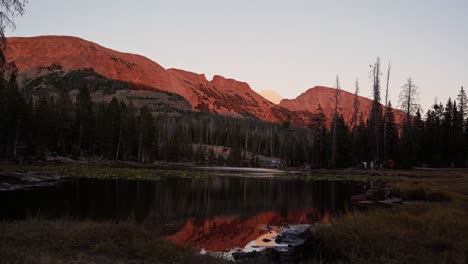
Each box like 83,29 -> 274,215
394,181 -> 453,202
314,204 -> 468,264
0,218 -> 225,264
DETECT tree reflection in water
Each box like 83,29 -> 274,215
1,175 -> 358,251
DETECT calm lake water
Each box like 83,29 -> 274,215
0,175 -> 361,252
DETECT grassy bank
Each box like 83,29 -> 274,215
314,204 -> 468,263
311,169 -> 468,264
1,166 -> 468,263
0,218 -> 225,264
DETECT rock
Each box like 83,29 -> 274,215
232,250 -> 263,260
233,224 -> 314,262
275,225 -> 311,246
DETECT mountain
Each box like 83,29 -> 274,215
5,36 -> 300,123
4,36 -> 402,127
165,209 -> 328,252
259,89 -> 283,104
279,86 -> 406,124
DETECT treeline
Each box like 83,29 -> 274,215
0,67 -> 467,168
0,71 -> 318,166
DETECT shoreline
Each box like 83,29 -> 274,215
1,164 -> 467,263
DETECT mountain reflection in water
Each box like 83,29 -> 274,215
1,175 -> 359,250
165,208 -> 329,251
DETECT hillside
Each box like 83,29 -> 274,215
279,86 -> 406,124
5,36 -> 295,122
5,36 -> 402,126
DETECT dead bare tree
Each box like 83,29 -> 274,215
330,75 -> 342,168
369,57 -> 383,163
0,0 -> 27,66
383,63 -> 391,160
0,0 -> 26,43
350,78 -> 361,166
350,78 -> 360,130
384,63 -> 391,109
399,77 -> 419,124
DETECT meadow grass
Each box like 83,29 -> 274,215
0,218 -> 225,264
311,169 -> 468,264
314,204 -> 468,264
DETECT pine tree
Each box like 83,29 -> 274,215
3,71 -> 24,159
457,86 -> 467,127
451,101 -> 465,165
384,101 -> 398,162
74,86 -> 94,154
122,100 -> 138,160
137,106 -> 156,162
0,71 -> 6,154
356,112 -> 369,163
309,105 -> 327,168
442,99 -> 454,166
413,109 -> 424,165
33,97 -> 54,159
330,75 -> 342,168
56,91 -> 74,155
107,98 -> 122,160
334,114 -> 351,168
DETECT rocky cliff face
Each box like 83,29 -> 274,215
5,36 -> 404,126
5,36 -> 284,121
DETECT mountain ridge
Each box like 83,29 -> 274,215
5,35 -> 404,126
280,86 -> 406,124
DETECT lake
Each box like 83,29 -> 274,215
0,175 -> 362,252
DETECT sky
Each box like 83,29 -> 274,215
7,0 -> 468,111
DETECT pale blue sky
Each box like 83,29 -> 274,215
7,0 -> 468,111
